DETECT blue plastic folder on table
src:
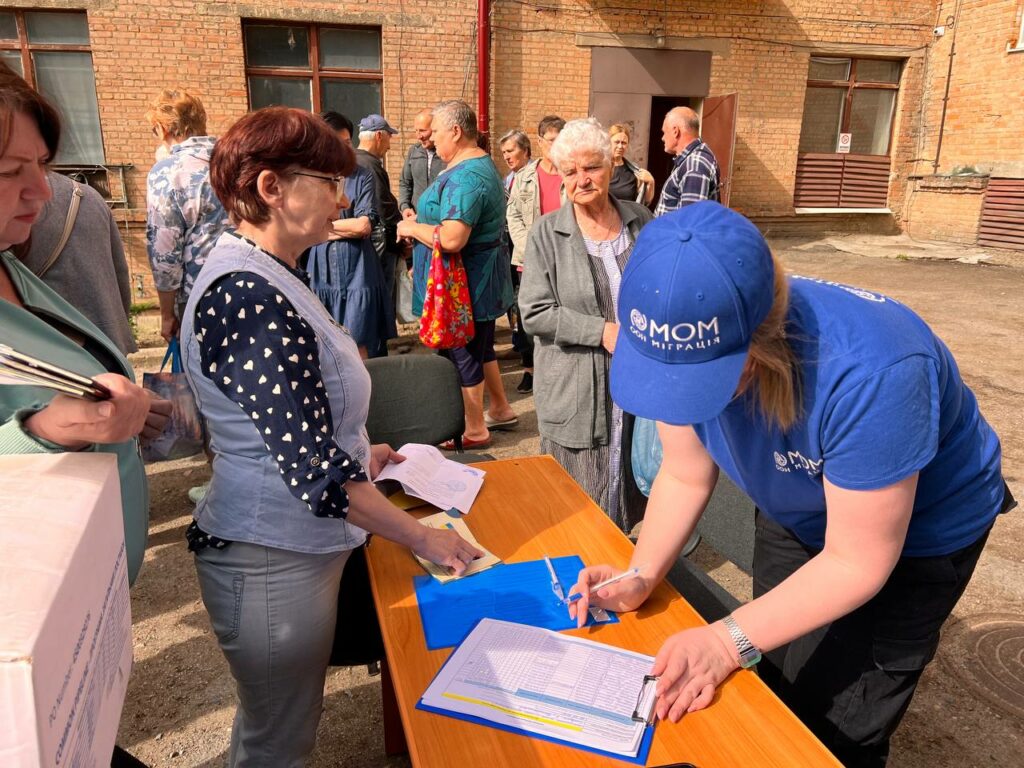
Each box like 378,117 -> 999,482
414,555 -> 618,650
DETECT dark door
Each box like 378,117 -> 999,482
648,96 -> 696,204
701,93 -> 738,208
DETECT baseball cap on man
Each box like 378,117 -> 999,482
359,114 -> 398,134
610,201 -> 775,425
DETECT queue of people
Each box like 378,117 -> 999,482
1,55 -> 1013,768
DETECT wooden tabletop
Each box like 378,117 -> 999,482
366,455 -> 840,767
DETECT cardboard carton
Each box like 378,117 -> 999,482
0,453 -> 132,767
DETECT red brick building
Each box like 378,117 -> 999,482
1,1 -> 1020,300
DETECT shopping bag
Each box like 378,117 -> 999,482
141,338 -> 204,462
397,258 -> 419,323
630,417 -> 663,497
418,226 -> 475,349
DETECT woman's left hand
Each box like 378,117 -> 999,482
369,443 -> 405,480
140,392 -> 173,442
637,169 -> 655,185
650,623 -> 739,722
396,219 -> 419,242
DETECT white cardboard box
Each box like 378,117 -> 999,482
0,453 -> 133,768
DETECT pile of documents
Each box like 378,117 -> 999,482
419,618 -> 656,760
375,443 -> 485,513
0,344 -> 109,399
414,511 -> 501,582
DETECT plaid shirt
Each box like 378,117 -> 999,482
654,139 -> 720,217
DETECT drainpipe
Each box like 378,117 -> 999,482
477,0 -> 490,139
933,2 -> 963,172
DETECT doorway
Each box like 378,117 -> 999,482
648,96 -> 699,203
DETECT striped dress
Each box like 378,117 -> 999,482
540,224 -> 646,533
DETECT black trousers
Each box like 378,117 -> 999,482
753,511 -> 993,768
508,264 -> 534,369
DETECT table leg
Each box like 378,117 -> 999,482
381,657 -> 408,756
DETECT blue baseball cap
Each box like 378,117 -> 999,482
358,114 -> 398,134
610,201 -> 775,425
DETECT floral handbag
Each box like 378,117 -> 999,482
418,225 -> 475,349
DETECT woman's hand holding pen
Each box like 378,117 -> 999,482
567,564 -> 651,628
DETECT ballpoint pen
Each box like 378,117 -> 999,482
564,565 -> 645,604
543,554 -> 566,603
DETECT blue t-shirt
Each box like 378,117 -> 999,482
412,155 -> 513,321
692,276 -> 1003,557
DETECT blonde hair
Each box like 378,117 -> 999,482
145,89 -> 207,140
609,123 -> 631,140
736,254 -> 802,431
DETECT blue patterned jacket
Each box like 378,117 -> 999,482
146,136 -> 230,303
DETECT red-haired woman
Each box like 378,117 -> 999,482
178,107 -> 480,765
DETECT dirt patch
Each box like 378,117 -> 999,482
118,243 -> 1023,767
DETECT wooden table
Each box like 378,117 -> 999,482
366,456 -> 840,767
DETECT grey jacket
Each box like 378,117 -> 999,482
398,144 -> 445,213
23,172 -> 137,354
506,159 -> 566,266
519,197 -> 653,449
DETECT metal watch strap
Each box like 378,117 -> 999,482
723,614 -> 762,669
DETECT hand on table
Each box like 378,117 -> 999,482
567,563 -> 651,628
25,373 -> 157,450
369,443 -> 405,481
412,526 -> 483,576
650,623 -> 739,722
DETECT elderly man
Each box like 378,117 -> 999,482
399,107 -> 446,218
357,114 -> 402,354
654,106 -> 720,216
505,115 -> 565,393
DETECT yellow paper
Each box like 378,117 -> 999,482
415,511 -> 501,582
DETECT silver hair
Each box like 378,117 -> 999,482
549,117 -> 612,168
357,130 -> 377,142
432,99 -> 479,140
498,129 -> 532,157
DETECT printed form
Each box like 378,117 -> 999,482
420,618 -> 654,757
375,443 -> 485,513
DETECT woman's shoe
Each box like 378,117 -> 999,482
484,413 -> 519,430
439,435 -> 492,451
516,371 -> 533,394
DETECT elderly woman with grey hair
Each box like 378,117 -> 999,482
519,118 -> 653,531
397,99 -> 515,449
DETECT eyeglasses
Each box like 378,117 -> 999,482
292,171 -> 346,203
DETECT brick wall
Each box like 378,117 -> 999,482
3,0 -> 946,297
904,0 -> 1024,246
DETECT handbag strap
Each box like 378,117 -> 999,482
35,180 -> 84,279
160,337 -> 184,373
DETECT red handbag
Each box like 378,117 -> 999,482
419,225 -> 475,349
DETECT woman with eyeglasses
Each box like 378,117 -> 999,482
179,107 -> 481,766
306,110 -> 396,359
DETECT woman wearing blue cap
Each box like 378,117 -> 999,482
569,202 -> 1013,767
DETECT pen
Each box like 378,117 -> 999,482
564,565 -> 644,604
544,555 -> 566,603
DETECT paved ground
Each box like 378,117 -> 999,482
120,234 -> 1023,767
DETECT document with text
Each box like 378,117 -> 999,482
375,443 -> 485,513
419,618 -> 655,758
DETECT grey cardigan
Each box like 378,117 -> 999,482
23,172 -> 137,354
519,197 -> 653,449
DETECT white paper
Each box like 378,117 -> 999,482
421,618 -> 653,757
375,443 -> 485,513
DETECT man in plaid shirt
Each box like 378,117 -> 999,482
654,106 -> 720,216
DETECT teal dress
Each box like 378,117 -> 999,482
0,251 -> 149,585
412,155 -> 513,322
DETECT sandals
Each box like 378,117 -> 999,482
483,413 -> 519,430
439,435 -> 493,451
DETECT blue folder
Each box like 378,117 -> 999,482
413,555 -> 618,650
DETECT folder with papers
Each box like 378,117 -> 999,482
418,618 -> 656,763
413,555 -> 617,650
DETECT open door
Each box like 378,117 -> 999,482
701,93 -> 738,208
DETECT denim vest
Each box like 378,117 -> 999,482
180,233 -> 370,553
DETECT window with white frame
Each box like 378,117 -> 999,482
0,9 -> 105,164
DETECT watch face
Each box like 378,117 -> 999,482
739,648 -> 762,669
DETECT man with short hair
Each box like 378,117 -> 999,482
357,114 -> 402,355
399,108 -> 446,218
505,115 -> 565,394
654,106 -> 720,217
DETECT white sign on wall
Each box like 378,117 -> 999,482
837,133 -> 852,153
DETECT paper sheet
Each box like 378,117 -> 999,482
414,511 -> 502,582
420,618 -> 653,758
374,443 -> 485,513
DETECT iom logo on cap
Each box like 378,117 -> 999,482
628,309 -> 722,352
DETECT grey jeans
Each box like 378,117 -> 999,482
195,542 -> 352,767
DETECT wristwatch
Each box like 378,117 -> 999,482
723,615 -> 762,669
